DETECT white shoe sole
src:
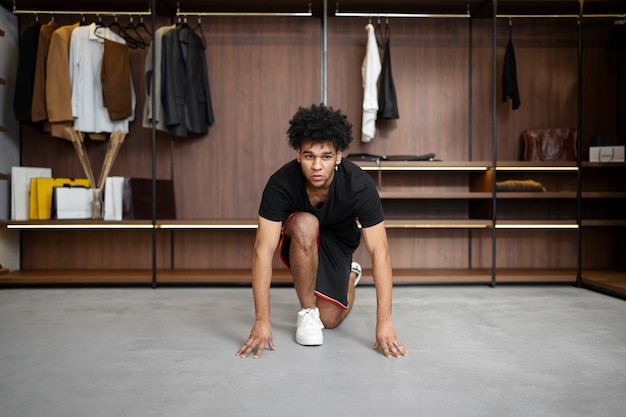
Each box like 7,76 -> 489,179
296,334 -> 323,346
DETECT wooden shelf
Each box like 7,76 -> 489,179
379,191 -> 492,199
0,270 -> 154,285
494,161 -> 578,171
496,191 -> 577,199
582,192 -> 626,198
3,219 -> 494,230
384,219 -> 491,229
493,269 -> 577,283
581,220 -> 626,227
353,160 -> 491,171
2,220 -> 153,229
582,162 -> 626,168
582,270 -> 626,298
158,219 -> 258,229
494,220 -> 578,229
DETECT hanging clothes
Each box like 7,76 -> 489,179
502,29 -> 521,110
14,21 -> 41,122
361,23 -> 381,143
101,38 -> 132,120
46,22 -> 79,140
31,20 -> 59,123
376,24 -> 399,120
69,23 -> 135,134
161,23 -> 214,138
143,24 -> 175,132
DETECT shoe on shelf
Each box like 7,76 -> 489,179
351,261 -> 362,287
296,307 -> 324,346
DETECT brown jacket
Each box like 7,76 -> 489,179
46,23 -> 78,140
31,21 -> 58,122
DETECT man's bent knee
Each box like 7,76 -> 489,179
317,301 -> 345,329
284,212 -> 319,244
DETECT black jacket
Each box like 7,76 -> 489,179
502,37 -> 521,110
161,24 -> 215,137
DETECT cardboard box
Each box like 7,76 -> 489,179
589,146 -> 625,163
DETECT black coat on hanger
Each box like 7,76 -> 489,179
377,23 -> 399,120
502,28 -> 521,110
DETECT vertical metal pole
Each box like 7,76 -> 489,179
151,1 -> 158,289
576,0 -> 584,288
468,6 -> 474,270
321,0 -> 327,104
491,0 -> 498,288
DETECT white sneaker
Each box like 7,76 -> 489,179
296,307 -> 324,346
351,261 -> 362,287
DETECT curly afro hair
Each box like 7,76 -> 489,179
287,104 -> 353,151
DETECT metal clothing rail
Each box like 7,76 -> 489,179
496,14 -> 625,18
176,1 -> 312,17
12,6 -> 151,17
335,3 -> 471,19
335,11 -> 471,19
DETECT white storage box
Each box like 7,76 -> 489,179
52,187 -> 101,220
589,146 -> 625,163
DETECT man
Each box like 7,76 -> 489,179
236,104 -> 408,359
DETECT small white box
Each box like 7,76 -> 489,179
589,146 -> 625,163
52,187 -> 100,220
104,177 -> 125,221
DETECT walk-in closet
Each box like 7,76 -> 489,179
1,0 -> 624,297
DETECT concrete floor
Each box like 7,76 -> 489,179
0,285 -> 625,417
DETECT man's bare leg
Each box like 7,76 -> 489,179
283,212 -> 319,309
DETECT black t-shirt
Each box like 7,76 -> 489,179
259,159 -> 384,253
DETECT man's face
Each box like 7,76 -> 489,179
296,140 -> 342,189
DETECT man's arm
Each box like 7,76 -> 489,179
236,215 -> 282,358
361,221 -> 408,358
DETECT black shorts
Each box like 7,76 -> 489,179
280,213 -> 353,310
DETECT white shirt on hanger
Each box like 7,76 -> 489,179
361,23 -> 381,143
69,23 -> 135,134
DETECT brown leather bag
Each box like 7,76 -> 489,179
522,128 -> 577,161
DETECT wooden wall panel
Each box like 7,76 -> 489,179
581,228 -> 622,269
470,18 -> 495,162
495,230 -> 578,269
170,17 -> 321,220
581,18 -> 625,157
170,229 -> 288,270
494,18 -> 579,161
327,17 -> 471,162
353,229 -> 473,269
20,230 -> 171,270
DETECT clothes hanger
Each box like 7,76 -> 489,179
193,16 -> 207,49
375,16 -> 390,49
121,17 -> 147,49
134,16 -> 152,39
108,15 -> 124,34
93,14 -> 108,40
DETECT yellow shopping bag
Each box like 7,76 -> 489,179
29,177 -> 91,220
